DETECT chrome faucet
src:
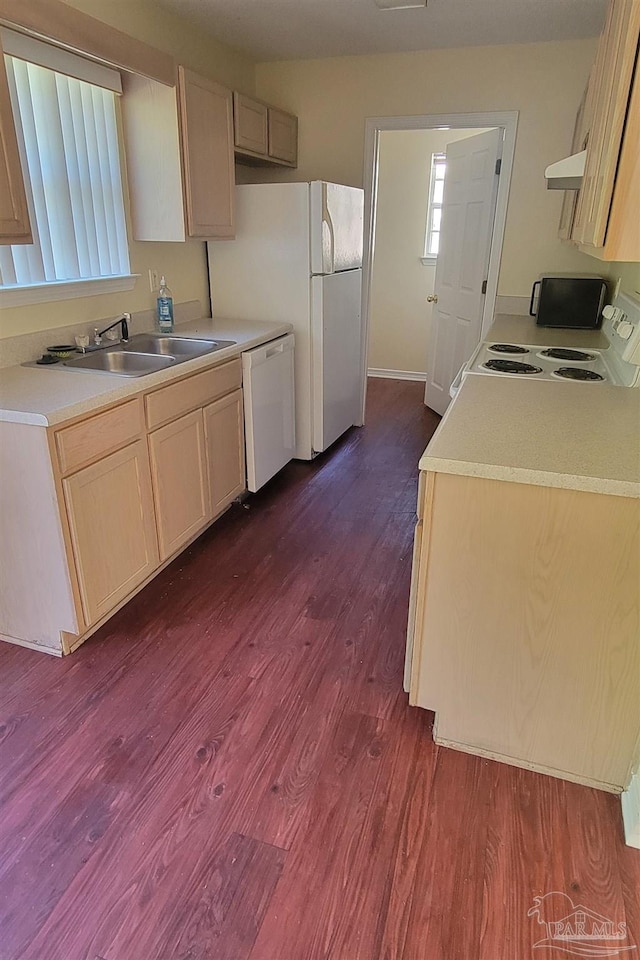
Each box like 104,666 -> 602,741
94,312 -> 131,346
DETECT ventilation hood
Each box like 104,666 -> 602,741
544,150 -> 586,190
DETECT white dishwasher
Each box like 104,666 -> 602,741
242,334 -> 296,492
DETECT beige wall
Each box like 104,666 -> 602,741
62,0 -> 256,93
0,0 -> 256,340
253,39 -> 602,298
607,262 -> 640,300
369,128 -> 488,375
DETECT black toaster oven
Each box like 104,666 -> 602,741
529,276 -> 607,329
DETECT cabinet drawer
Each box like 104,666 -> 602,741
145,359 -> 242,430
55,399 -> 144,475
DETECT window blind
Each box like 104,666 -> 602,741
0,54 -> 130,289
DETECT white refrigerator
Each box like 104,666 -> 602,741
207,181 -> 364,461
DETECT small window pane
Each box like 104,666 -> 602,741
423,151 -> 447,260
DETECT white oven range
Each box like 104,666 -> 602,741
451,291 -> 640,397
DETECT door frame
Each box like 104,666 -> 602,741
359,110 -> 518,421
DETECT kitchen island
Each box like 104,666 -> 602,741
406,361 -> 640,794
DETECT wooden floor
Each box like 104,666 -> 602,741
1,378 -> 638,960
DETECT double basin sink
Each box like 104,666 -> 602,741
63,334 -> 237,378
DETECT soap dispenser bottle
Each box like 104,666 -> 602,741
157,276 -> 174,333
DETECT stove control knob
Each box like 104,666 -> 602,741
617,320 -> 634,340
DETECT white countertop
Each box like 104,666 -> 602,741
486,314 -> 611,349
420,374 -> 640,499
0,318 -> 292,427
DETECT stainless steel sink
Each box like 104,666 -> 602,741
62,333 -> 237,377
64,350 -> 176,377
123,334 -> 236,357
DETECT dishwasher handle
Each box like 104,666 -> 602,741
242,333 -> 294,368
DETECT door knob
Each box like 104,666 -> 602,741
426,294 -> 438,303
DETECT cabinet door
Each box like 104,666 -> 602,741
572,0 -> 640,247
177,66 -> 235,239
149,409 -> 211,561
63,441 -> 159,626
203,388 -> 245,517
0,37 -> 31,244
233,92 -> 268,155
558,83 -> 591,241
267,107 -> 298,165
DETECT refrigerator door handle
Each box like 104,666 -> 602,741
321,189 -> 335,274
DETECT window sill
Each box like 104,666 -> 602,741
420,257 -> 438,266
0,274 -> 140,307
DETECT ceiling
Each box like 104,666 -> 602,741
157,0 -> 608,62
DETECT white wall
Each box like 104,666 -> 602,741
252,39 -> 600,298
368,128 -> 488,376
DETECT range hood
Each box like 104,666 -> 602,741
544,150 -> 586,190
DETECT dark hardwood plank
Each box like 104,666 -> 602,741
394,747 -> 494,960
480,763 -> 574,960
168,833 -> 285,960
248,710 -> 389,960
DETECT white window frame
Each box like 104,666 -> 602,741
421,152 -> 446,265
0,31 -> 138,307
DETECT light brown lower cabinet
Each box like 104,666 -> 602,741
204,388 -> 245,517
0,358 -> 246,656
63,441 -> 159,626
149,408 -> 211,561
406,470 -> 640,793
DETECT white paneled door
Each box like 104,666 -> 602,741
424,128 -> 502,415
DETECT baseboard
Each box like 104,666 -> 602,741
621,773 -> 640,848
368,368 -> 427,382
433,724 -> 622,794
0,632 -> 62,657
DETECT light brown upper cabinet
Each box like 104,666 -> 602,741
267,107 -> 298,165
233,92 -> 298,168
233,92 -> 268,155
566,0 -> 640,260
0,36 -> 31,245
122,68 -> 235,241
178,67 -> 235,239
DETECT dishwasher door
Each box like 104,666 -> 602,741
242,334 -> 295,492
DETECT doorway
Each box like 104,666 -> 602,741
359,111 -> 518,419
